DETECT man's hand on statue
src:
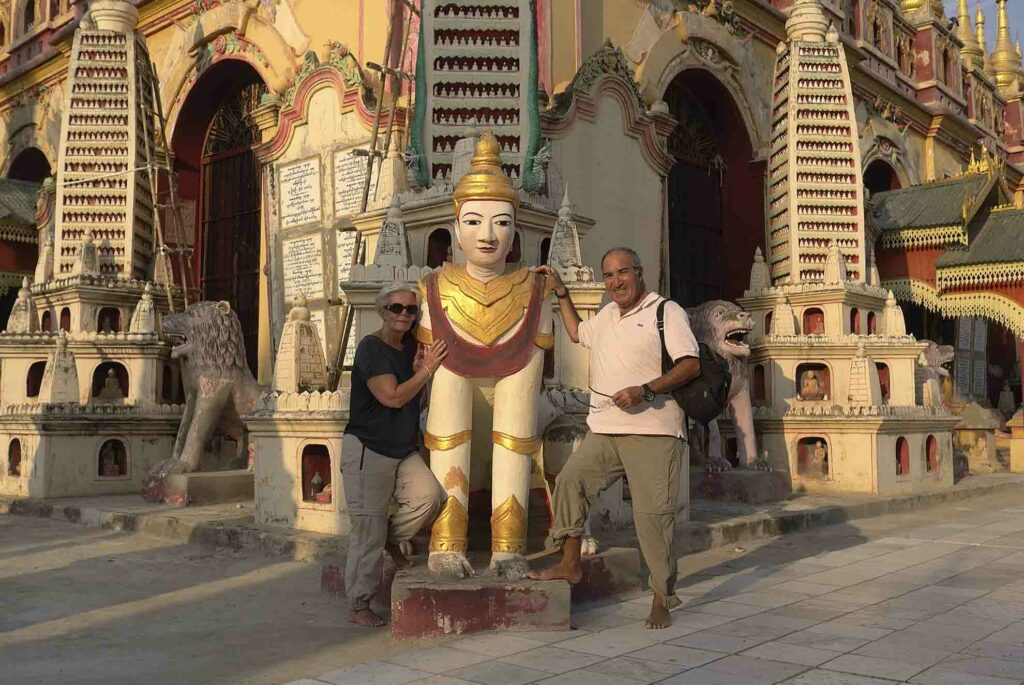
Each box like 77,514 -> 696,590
421,339 -> 449,374
612,386 -> 644,409
530,264 -> 566,296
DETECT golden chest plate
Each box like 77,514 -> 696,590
435,264 -> 535,346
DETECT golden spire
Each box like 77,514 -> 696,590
977,3 -> 996,78
991,0 -> 1022,93
957,0 -> 984,68
452,129 -> 518,213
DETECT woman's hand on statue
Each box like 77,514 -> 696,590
612,386 -> 644,409
531,264 -> 566,297
420,339 -> 449,375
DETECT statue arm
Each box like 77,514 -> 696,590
415,283 -> 433,344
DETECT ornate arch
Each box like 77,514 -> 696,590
858,112 -> 920,188
636,14 -> 769,156
1,83 -> 60,178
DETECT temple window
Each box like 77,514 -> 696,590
59,307 -> 71,332
796,363 -> 830,400
926,435 -> 938,473
91,362 -> 129,402
752,364 -> 767,403
7,438 -> 21,476
765,311 -> 773,335
802,308 -> 825,335
896,436 -> 910,475
875,362 -> 890,402
426,228 -> 452,268
22,0 -> 35,34
161,364 -> 174,403
540,237 -> 551,266
40,310 -> 52,332
26,361 -> 46,398
301,444 -> 332,504
97,439 -> 128,477
797,437 -> 830,478
867,311 -> 877,334
850,307 -> 861,334
97,307 -> 121,333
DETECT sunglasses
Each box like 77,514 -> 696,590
383,303 -> 418,316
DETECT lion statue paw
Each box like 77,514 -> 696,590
488,553 -> 530,580
706,455 -> 733,473
428,551 -> 476,579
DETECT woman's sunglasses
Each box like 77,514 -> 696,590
383,303 -> 419,316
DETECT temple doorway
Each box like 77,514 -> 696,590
863,159 -> 901,197
0,146 -> 51,330
7,146 -> 50,182
171,61 -> 266,374
665,69 -> 764,307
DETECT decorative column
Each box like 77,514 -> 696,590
252,98 -> 281,386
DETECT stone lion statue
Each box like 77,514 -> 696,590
149,301 -> 260,479
686,300 -> 759,472
917,340 -> 954,407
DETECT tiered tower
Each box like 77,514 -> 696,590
768,5 -> 865,284
54,1 -> 158,280
735,0 -> 959,496
410,0 -> 542,190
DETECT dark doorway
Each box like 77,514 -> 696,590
665,70 -> 764,306
7,146 -> 50,182
171,61 -> 266,374
864,159 -> 901,197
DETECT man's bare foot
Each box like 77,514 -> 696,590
385,542 -> 414,569
644,594 -> 672,629
348,608 -> 386,627
528,560 -> 583,583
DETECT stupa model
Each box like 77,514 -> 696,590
736,0 -> 959,494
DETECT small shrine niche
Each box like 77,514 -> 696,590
160,364 -> 182,403
426,228 -> 452,268
850,307 -> 860,334
301,444 -> 332,504
97,307 -> 121,333
926,435 -> 938,473
26,361 -> 46,398
896,437 -> 910,476
752,364 -> 767,404
797,437 -> 830,478
796,363 -> 830,400
59,307 -> 71,332
876,362 -> 890,402
97,439 -> 128,477
40,310 -> 53,332
802,308 -> 825,335
867,311 -> 877,334
91,362 -> 129,402
7,438 -> 21,477
764,311 -> 773,335
540,237 -> 551,265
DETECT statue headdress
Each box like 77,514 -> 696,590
453,129 -> 518,213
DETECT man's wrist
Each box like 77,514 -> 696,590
555,287 -> 569,298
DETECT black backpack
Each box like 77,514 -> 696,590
656,299 -> 732,425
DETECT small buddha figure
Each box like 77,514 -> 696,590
100,314 -> 113,334
309,471 -> 325,500
100,442 -> 122,476
800,370 -> 823,400
98,368 -> 124,400
814,440 -> 828,476
316,482 -> 332,504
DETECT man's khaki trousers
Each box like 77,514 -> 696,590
550,432 -> 684,609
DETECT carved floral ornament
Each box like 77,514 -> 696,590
549,39 -> 646,116
277,42 -> 371,111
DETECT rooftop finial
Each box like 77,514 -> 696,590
785,0 -> 829,43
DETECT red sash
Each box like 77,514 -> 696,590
424,271 -> 545,378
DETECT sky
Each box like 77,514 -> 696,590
944,0 -> 1024,48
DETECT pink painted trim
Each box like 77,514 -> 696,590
536,0 -> 552,96
541,77 -> 674,176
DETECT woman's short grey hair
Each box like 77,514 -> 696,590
375,282 -> 419,312
600,247 -> 643,273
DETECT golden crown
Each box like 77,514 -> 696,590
452,129 -> 518,213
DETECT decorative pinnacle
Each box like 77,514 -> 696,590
956,0 -> 983,67
387,193 -> 403,220
559,184 -> 572,219
991,0 -> 1022,93
754,246 -> 764,262
978,3 -> 996,76
785,0 -> 829,43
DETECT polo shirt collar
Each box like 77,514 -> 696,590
613,291 -> 659,320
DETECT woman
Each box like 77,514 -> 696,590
342,282 -> 448,628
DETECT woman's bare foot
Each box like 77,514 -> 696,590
644,594 -> 672,629
385,542 -> 414,569
348,608 -> 386,627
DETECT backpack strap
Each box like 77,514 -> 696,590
655,298 -> 673,374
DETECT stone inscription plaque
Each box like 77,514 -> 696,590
334,147 -> 378,218
282,234 -> 325,301
337,230 -> 358,283
309,309 -> 327,359
280,158 -> 322,229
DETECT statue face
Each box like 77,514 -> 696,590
455,200 -> 515,270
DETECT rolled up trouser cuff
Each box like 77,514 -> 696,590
549,526 -> 585,547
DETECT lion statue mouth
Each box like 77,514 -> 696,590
723,323 -> 753,353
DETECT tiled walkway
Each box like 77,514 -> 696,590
293,491 -> 1024,685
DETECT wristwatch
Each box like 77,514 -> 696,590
641,383 -> 656,403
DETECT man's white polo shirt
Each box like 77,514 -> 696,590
578,291 -> 699,438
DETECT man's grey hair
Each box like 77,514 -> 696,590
375,282 -> 419,312
600,247 -> 643,273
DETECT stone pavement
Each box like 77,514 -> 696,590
292,488 -> 1024,685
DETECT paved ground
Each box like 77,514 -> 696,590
294,488 -> 1024,685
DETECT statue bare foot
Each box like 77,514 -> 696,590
489,553 -> 529,580
645,594 -> 672,629
706,455 -> 733,473
348,608 -> 386,628
428,551 -> 475,579
386,542 -> 414,569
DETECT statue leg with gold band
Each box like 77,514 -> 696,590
426,366 -> 476,579
489,351 -> 543,579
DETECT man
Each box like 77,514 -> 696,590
531,247 -> 700,629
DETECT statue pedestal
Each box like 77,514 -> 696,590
142,469 -> 254,506
1008,410 -> 1024,473
690,468 -> 792,504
